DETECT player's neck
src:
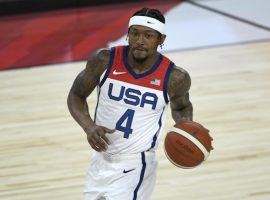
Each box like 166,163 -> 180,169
128,52 -> 159,74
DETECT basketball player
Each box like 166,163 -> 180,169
67,8 -> 193,200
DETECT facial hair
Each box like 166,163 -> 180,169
132,53 -> 148,63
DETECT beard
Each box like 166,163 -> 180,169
132,53 -> 148,63
131,47 -> 149,63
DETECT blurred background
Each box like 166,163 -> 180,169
1,0 -> 269,70
0,0 -> 270,199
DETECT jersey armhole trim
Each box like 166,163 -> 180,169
99,47 -> 115,87
163,61 -> 174,104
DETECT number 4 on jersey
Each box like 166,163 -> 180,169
116,109 -> 134,139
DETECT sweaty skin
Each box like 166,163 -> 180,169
67,25 -> 193,152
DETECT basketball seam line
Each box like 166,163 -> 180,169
170,127 -> 210,160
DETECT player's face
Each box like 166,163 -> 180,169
128,25 -> 165,63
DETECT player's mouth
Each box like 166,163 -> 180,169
134,47 -> 147,52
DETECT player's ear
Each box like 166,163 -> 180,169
159,34 -> 166,49
160,34 -> 166,44
127,28 -> 131,36
126,28 -> 132,41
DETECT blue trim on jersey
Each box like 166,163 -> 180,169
149,106 -> 165,149
93,87 -> 101,123
99,47 -> 115,87
163,61 -> 174,104
123,46 -> 163,79
133,152 -> 146,200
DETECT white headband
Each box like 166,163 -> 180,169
128,16 -> 165,35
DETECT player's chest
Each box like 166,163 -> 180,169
100,78 -> 166,110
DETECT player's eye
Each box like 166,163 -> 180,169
145,34 -> 153,39
131,31 -> 139,37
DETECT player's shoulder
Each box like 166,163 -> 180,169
168,64 -> 191,96
89,48 -> 111,66
85,48 -> 111,76
170,64 -> 190,84
158,52 -> 189,81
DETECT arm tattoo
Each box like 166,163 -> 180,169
168,65 -> 193,122
67,49 -> 110,131
71,49 -> 110,98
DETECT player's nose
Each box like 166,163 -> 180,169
136,34 -> 144,45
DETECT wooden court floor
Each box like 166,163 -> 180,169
0,41 -> 270,200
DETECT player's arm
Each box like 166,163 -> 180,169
168,65 -> 193,122
67,49 -> 114,152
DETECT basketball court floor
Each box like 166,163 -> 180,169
0,0 -> 270,199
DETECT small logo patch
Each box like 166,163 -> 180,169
150,78 -> 161,86
113,70 -> 126,75
123,168 -> 135,173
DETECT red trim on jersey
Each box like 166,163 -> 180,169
108,46 -> 171,91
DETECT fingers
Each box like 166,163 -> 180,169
103,127 -> 116,134
100,127 -> 115,145
88,137 -> 105,152
100,134 -> 110,145
89,135 -> 106,152
95,128 -> 108,151
87,126 -> 115,152
89,142 -> 101,152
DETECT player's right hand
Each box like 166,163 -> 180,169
85,125 -> 115,152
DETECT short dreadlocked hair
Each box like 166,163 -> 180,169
132,8 -> 165,24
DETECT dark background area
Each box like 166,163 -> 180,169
0,0 -> 146,15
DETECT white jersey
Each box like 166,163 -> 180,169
94,46 -> 174,154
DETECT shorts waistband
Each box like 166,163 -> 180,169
98,150 -> 155,163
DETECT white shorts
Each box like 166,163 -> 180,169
84,150 -> 158,200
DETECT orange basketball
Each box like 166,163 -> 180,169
164,120 -> 213,169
